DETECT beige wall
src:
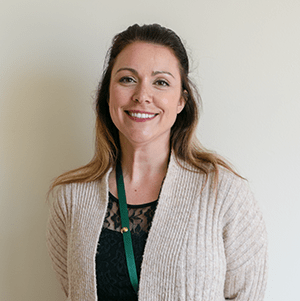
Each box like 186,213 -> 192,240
1,0 -> 299,300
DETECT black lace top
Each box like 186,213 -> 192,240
96,192 -> 158,301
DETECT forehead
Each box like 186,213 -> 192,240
112,42 -> 181,75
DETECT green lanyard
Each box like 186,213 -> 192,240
116,160 -> 139,293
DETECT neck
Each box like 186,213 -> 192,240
119,136 -> 170,183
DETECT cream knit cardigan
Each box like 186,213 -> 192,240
47,154 -> 268,300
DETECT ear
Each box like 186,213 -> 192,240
177,90 -> 187,114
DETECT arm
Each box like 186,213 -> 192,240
223,180 -> 268,300
46,185 -> 69,298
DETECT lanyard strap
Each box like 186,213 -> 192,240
116,161 -> 139,293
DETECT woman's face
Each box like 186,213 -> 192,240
109,41 -> 185,147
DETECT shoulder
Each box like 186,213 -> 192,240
187,161 -> 260,221
58,180 -> 101,195
50,180 -> 104,212
53,181 -> 98,199
213,166 -> 253,210
214,167 -> 265,235
216,165 -> 250,198
174,155 -> 249,196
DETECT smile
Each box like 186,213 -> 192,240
125,111 -> 158,122
128,112 -> 156,118
126,111 -> 157,119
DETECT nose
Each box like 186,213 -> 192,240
132,81 -> 152,103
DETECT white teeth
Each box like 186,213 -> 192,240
128,112 -> 156,119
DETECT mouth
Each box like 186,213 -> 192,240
125,110 -> 159,119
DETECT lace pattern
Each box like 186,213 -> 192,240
96,192 -> 158,300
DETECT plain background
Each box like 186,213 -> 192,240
1,0 -> 299,300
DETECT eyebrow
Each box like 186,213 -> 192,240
115,67 -> 175,79
116,67 -> 138,76
152,70 -> 175,78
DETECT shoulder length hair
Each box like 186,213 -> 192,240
47,24 -> 243,198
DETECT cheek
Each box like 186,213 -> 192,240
161,97 -> 169,105
160,91 -> 179,107
109,93 -> 122,115
108,91 -> 120,123
109,85 -> 131,108
160,93 -> 182,114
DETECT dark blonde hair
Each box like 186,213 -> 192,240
48,24 -> 243,197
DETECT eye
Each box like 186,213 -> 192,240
119,76 -> 136,83
154,79 -> 169,87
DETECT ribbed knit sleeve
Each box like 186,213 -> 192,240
222,175 -> 268,300
46,185 -> 69,298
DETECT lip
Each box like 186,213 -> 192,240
126,110 -> 158,114
125,110 -> 158,122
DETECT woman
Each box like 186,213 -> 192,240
47,24 -> 268,300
